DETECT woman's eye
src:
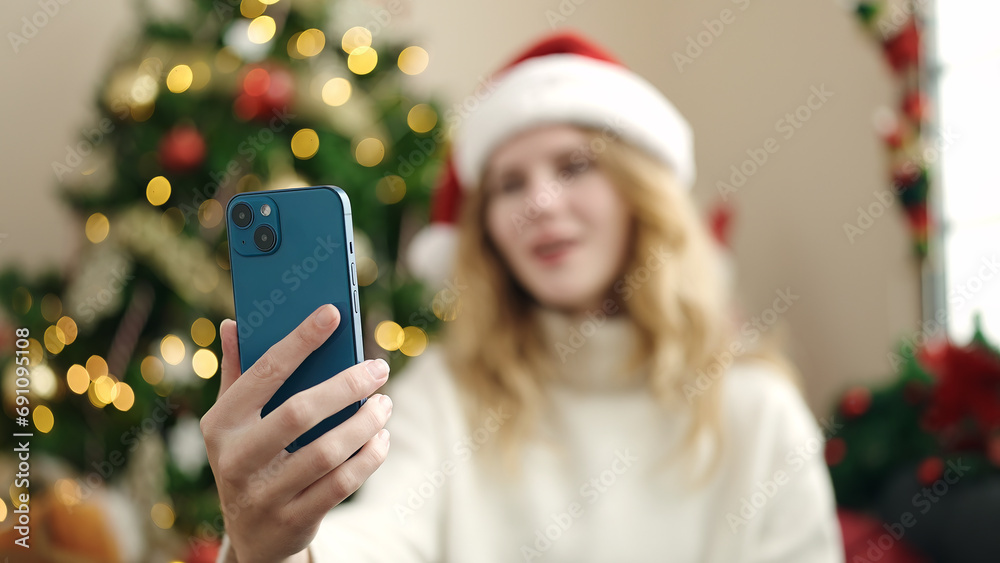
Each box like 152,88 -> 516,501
498,179 -> 523,194
562,160 -> 589,177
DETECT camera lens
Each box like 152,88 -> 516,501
253,224 -> 276,252
231,202 -> 253,228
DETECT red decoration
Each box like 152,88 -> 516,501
902,91 -> 927,122
916,456 -> 944,486
840,386 -> 873,419
919,341 -> 1000,450
236,64 -> 294,121
883,20 -> 921,72
184,539 -> 221,563
158,125 -> 206,173
825,437 -> 848,467
708,201 -> 735,249
988,434 -> 1000,467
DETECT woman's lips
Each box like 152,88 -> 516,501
532,239 -> 577,265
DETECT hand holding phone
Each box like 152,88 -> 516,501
201,307 -> 392,563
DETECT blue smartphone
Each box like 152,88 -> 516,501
225,186 -> 364,452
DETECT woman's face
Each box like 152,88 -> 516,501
483,124 -> 633,314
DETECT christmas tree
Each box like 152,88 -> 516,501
0,0 -> 445,559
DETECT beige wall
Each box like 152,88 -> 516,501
0,0 -> 920,415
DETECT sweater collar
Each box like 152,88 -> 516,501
532,304 -> 648,392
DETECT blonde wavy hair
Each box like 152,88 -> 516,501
440,128 -> 790,479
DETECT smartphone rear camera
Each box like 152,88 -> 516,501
232,202 -> 253,228
253,224 -> 276,252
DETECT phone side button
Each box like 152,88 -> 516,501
353,289 -> 359,313
351,262 -> 357,287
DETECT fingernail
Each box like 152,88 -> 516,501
379,393 -> 393,411
366,359 -> 389,382
316,304 -> 337,328
377,428 -> 390,442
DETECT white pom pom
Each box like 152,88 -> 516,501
407,224 -> 458,288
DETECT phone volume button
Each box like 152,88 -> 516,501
351,262 -> 357,287
353,289 -> 359,313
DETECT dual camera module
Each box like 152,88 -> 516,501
231,202 -> 276,252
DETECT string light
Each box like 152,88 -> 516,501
33,405 -> 54,433
166,65 -> 193,93
321,77 -> 351,106
291,129 -> 320,159
354,137 -> 384,167
86,355 -> 108,381
398,46 -> 429,75
86,213 -> 110,243
247,15 -> 276,44
341,26 -> 372,53
151,503 -> 175,529
407,104 -> 437,133
376,175 -> 406,204
240,0 -> 266,18
160,335 -> 186,365
199,199 -> 224,228
146,176 -> 171,206
347,46 -> 378,75
93,375 -> 119,404
191,318 -> 216,347
141,356 -> 165,385
374,320 -> 404,351
57,316 -> 78,345
67,364 -> 90,394
43,325 -> 65,354
193,349 -> 219,379
40,294 -> 62,322
356,256 -> 378,286
113,382 -> 135,411
296,29 -> 325,57
400,326 -> 428,356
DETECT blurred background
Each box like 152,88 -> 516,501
0,0 -> 998,561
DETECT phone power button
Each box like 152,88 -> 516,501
351,262 -> 357,287
353,289 -> 359,313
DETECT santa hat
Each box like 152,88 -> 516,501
407,31 -> 695,287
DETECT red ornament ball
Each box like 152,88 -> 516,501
159,125 -> 206,173
238,65 -> 294,121
916,456 -> 944,487
825,437 -> 848,467
840,387 -> 872,419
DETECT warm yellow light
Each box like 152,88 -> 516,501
199,199 -> 224,228
113,382 -> 135,411
57,316 -> 78,345
0,497 -> 7,522
161,207 -> 185,235
146,176 -> 171,206
286,32 -> 304,59
161,335 -> 186,365
86,213 -> 110,243
291,128 -> 320,160
347,46 -> 378,75
356,256 -> 378,286
321,77 -> 351,106
87,383 -> 107,408
31,365 -> 57,399
41,294 -> 62,322
355,137 -> 384,167
297,28 -> 325,57
193,349 -> 219,379
375,175 -> 406,204
191,318 -> 216,347
398,46 -> 429,75
406,104 -> 437,134
93,375 -> 119,404
400,326 -> 428,357
190,61 -> 211,90
374,321 -> 404,351
259,0 -> 279,4
67,364 -> 90,394
141,356 -> 165,385
166,64 -> 193,93
239,0 -> 265,18
33,405 -> 54,433
25,338 -> 43,366
86,355 -> 108,381
151,503 -> 175,529
247,15 -> 276,44
44,325 -> 66,354
341,26 -> 372,53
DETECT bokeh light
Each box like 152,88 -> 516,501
398,46 -> 429,75
86,213 -> 109,243
321,77 -> 351,107
146,176 -> 171,206
355,137 -> 384,167
347,46 -> 378,75
291,128 -> 320,160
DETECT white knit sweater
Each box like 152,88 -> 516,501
219,307 -> 844,562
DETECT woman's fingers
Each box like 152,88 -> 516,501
217,319 -> 242,401
286,428 -> 391,525
243,358 -> 390,462
269,391 -> 393,502
218,304 -> 341,422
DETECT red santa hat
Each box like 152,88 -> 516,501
407,31 -> 696,286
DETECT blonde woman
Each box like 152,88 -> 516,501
203,32 -> 844,563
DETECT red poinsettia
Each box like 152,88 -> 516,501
919,341 -> 1000,450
